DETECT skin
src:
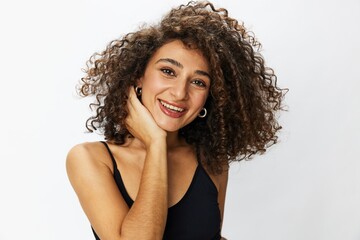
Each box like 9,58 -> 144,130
66,40 -> 228,240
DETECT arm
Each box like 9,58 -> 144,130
121,87 -> 168,238
66,88 -> 168,240
121,139 -> 167,239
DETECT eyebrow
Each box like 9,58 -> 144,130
156,58 -> 183,68
155,58 -> 211,79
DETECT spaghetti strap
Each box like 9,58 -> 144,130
100,141 -> 118,173
195,145 -> 218,194
99,141 -> 134,207
195,145 -> 203,165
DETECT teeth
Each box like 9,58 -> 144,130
160,100 -> 184,112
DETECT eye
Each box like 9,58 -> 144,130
191,79 -> 207,88
161,68 -> 176,76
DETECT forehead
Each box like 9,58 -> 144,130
149,40 -> 209,72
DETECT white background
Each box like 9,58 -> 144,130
0,0 -> 359,239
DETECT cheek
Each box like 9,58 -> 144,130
142,80 -> 164,100
191,92 -> 209,108
140,77 -> 166,108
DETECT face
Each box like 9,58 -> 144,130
139,39 -> 210,133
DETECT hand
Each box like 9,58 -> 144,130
125,87 -> 166,147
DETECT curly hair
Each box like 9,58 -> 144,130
79,1 -> 287,175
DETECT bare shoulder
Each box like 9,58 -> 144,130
66,142 -> 131,238
67,141 -> 112,164
203,164 -> 229,192
67,141 -> 106,160
217,165 -> 229,187
66,142 -> 113,185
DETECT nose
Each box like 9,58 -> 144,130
170,79 -> 189,100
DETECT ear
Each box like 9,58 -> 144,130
136,77 -> 143,87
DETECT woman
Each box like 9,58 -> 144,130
66,1 -> 286,239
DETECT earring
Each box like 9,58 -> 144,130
198,107 -> 207,118
135,86 -> 142,97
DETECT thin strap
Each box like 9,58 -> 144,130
99,141 -> 134,207
195,145 -> 218,194
195,145 -> 203,165
100,141 -> 118,173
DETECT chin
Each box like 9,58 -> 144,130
153,114 -> 195,133
155,120 -> 184,133
159,125 -> 182,133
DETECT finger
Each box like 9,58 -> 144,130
128,86 -> 137,102
127,87 -> 138,110
125,87 -> 138,125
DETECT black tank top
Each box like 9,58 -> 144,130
92,141 -> 221,240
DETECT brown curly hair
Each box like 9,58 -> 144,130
79,1 -> 287,175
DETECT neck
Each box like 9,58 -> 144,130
165,131 -> 184,149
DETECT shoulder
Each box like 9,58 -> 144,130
203,164 -> 229,193
214,166 -> 229,191
66,142 -> 107,165
66,142 -> 113,182
67,141 -> 105,159
217,166 -> 229,190
66,142 -> 131,237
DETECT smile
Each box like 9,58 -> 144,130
159,100 -> 185,112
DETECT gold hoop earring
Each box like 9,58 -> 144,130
198,108 -> 207,118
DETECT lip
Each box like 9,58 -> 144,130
158,99 -> 187,118
159,99 -> 186,109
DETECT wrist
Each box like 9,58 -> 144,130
145,135 -> 167,150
